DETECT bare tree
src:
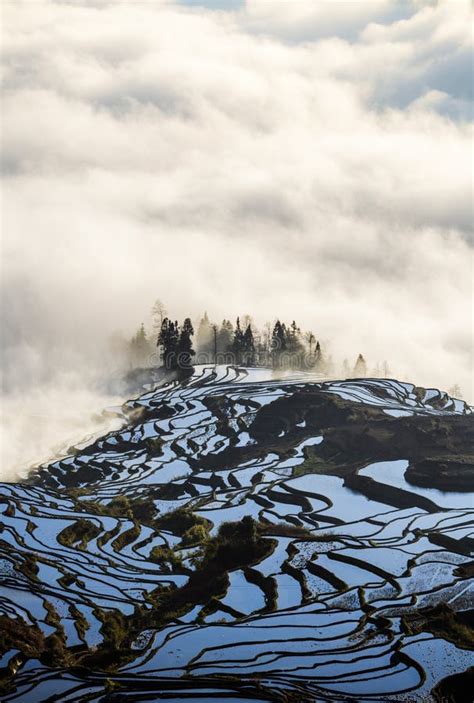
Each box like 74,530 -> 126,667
448,384 -> 463,399
151,298 -> 167,330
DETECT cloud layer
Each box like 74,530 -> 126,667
1,0 -> 472,422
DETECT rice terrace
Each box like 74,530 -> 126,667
1,365 -> 472,701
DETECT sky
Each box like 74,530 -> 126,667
0,0 -> 473,472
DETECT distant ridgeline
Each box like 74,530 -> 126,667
129,307 -> 383,379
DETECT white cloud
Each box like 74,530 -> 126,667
0,0 -> 472,474
241,0 -> 410,42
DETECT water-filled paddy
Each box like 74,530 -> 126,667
1,366 -> 472,701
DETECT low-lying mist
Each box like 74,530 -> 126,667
0,366 -> 125,482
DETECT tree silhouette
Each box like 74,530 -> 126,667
232,317 -> 244,364
151,299 -> 167,330
217,319 -> 233,354
158,318 -> 180,369
242,324 -> 255,366
353,353 -> 367,377
178,318 -> 195,368
448,384 -> 463,399
286,320 -> 304,367
139,307 -> 384,377
271,320 -> 286,367
306,331 -> 316,358
312,340 -> 328,373
129,323 -> 151,367
196,312 -> 214,358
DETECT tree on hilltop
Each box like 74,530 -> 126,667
129,323 -> 151,367
178,318 -> 195,368
271,320 -> 287,368
217,319 -> 233,354
158,318 -> 180,369
231,317 -> 244,364
151,298 -> 167,330
196,312 -> 214,358
242,324 -> 256,366
353,353 -> 367,377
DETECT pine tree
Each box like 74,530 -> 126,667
232,317 -> 244,364
288,320 -> 300,343
314,341 -> 324,372
306,331 -> 316,357
129,323 -> 151,367
158,318 -> 179,369
170,321 -> 180,365
241,314 -> 253,331
305,335 -> 315,368
353,353 -> 367,377
196,312 -> 214,359
211,323 -> 218,363
177,318 -> 195,368
242,324 -> 255,366
217,319 -> 234,354
286,320 -> 304,367
136,323 -> 149,365
157,318 -> 166,343
271,320 -> 286,367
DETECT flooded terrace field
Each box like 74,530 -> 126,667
1,366 -> 472,702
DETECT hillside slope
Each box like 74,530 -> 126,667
1,366 -> 472,702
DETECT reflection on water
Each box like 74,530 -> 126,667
360,460 -> 473,510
